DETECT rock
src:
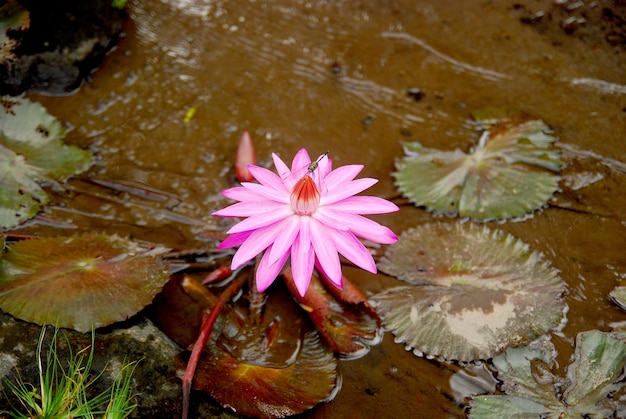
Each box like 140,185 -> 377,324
0,0 -> 124,95
0,313 -> 227,418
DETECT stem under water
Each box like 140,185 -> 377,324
181,273 -> 247,419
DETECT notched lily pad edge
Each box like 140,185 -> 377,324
371,222 -> 568,363
468,329 -> 626,418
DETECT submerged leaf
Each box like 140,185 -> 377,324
216,285 -> 310,369
176,330 -> 339,418
394,119 -> 562,221
0,234 -> 170,332
469,106 -> 524,128
470,331 -> 626,418
372,223 -> 566,361
0,96 -> 93,228
148,274 -> 219,348
164,273 -> 340,417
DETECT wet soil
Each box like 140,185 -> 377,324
2,0 -> 625,418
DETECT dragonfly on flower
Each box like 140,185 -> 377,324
281,150 -> 329,186
213,148 -> 398,297
280,151 -> 330,215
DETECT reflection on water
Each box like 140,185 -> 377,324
23,0 -> 626,417
381,32 -> 509,81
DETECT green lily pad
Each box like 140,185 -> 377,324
469,106 -> 524,128
610,285 -> 626,341
0,96 -> 93,229
0,234 -> 170,332
490,338 -> 558,405
609,285 -> 626,311
371,223 -> 567,361
470,330 -> 626,418
564,331 -> 626,411
176,330 -> 340,418
394,118 -> 562,221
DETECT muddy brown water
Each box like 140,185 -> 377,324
16,0 -> 626,417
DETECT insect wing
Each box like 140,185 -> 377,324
282,152 -> 329,193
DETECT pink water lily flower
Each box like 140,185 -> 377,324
213,148 -> 399,296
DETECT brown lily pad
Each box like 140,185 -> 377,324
283,268 -> 382,359
0,233 -> 170,332
148,273 -> 224,348
215,286 -> 310,369
176,329 -> 340,418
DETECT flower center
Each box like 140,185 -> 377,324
290,174 -> 320,215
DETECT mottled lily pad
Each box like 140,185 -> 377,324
0,96 -> 93,229
176,330 -> 340,418
470,330 -> 626,418
0,234 -> 170,332
371,223 -> 567,361
394,118 -> 562,221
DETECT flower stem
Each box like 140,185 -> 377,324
181,274 -> 247,419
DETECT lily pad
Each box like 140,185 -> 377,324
469,106 -> 524,128
371,223 -> 567,361
470,330 -> 626,418
610,285 -> 626,342
609,285 -> 626,311
148,274 -> 219,348
215,284 -> 312,370
176,330 -> 340,418
283,269 -> 382,359
0,234 -> 170,332
0,96 -> 93,229
394,118 -> 562,221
